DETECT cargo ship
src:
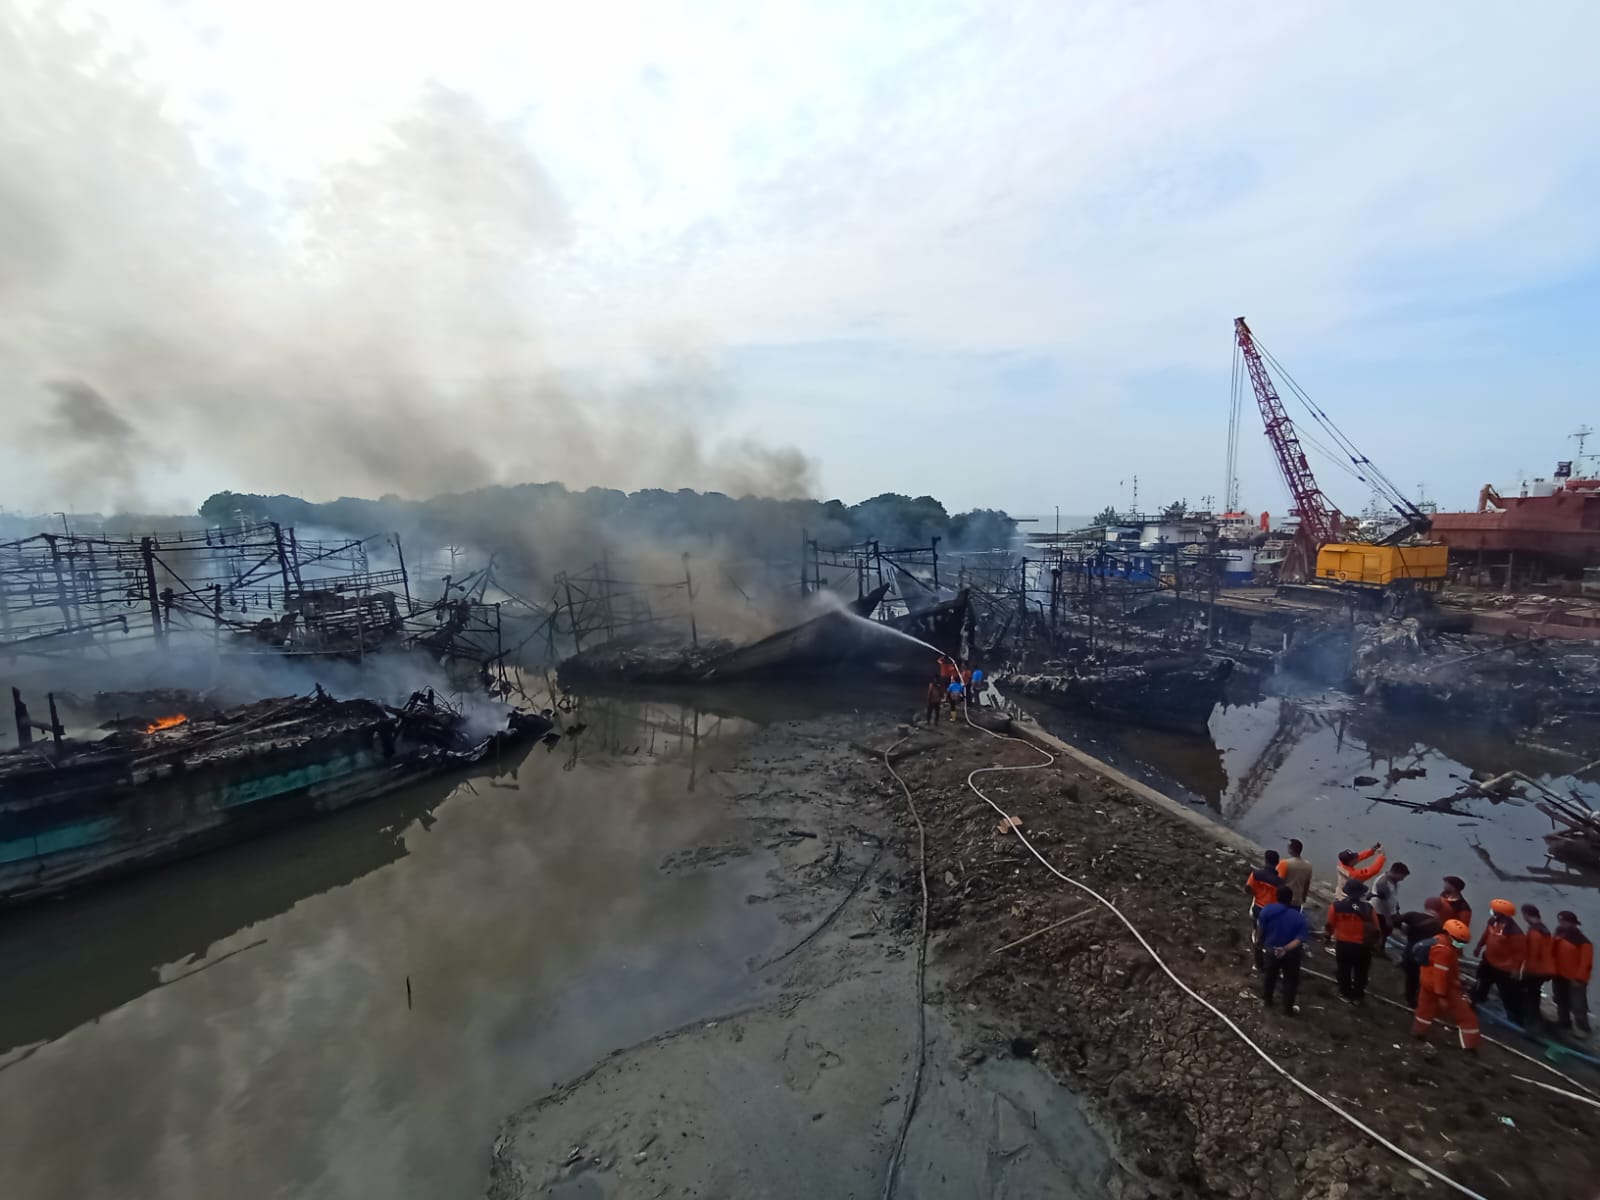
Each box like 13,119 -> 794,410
1430,461 -> 1600,578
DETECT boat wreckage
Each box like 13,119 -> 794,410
1002,656 -> 1235,735
559,585 -> 974,685
0,686 -> 550,907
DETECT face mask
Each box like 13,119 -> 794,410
1452,939 -> 1467,951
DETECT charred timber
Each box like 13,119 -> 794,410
0,688 -> 550,907
558,583 -> 960,685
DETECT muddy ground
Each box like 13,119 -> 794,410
487,708 -> 1600,1200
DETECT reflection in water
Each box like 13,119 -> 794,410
0,689 -> 794,1200
1032,687 -> 1600,925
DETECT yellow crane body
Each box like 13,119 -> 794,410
1314,542 -> 1448,588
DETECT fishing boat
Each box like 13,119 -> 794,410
0,688 -> 550,907
1002,656 -> 1234,734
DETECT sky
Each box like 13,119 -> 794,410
0,0 -> 1597,518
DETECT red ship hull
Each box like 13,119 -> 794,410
1431,481 -> 1600,571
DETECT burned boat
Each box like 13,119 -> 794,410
558,584 -> 965,684
0,688 -> 550,907
1002,656 -> 1234,734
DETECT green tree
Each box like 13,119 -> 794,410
1161,499 -> 1187,520
1091,504 -> 1121,526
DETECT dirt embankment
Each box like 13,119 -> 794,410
486,708 -> 1599,1200
860,718 -> 1600,1200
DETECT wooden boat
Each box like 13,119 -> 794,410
697,587 -> 970,681
558,584 -> 977,687
0,688 -> 550,907
1002,656 -> 1234,734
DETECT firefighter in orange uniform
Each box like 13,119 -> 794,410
1554,911 -> 1593,1036
1245,851 -> 1284,970
1521,904 -> 1556,1027
1325,879 -> 1381,1003
1473,898 -> 1527,1024
1412,919 -> 1481,1051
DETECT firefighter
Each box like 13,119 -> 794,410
924,676 -> 943,726
1336,843 -> 1385,884
1553,910 -> 1593,1036
1521,903 -> 1555,1027
945,676 -> 964,720
1473,898 -> 1526,1024
1245,850 -> 1284,970
1412,918 -> 1481,1052
1439,876 -> 1472,930
1325,878 -> 1381,1003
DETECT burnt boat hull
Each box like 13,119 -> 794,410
0,696 -> 548,908
1003,658 -> 1233,734
561,585 -> 961,685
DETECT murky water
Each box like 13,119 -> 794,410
0,691 -> 815,1200
1032,682 -> 1600,923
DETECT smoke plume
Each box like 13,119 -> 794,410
0,5 -> 816,511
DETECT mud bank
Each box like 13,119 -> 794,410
489,708 -> 1599,1200
487,713 -> 1124,1199
858,718 -> 1599,1200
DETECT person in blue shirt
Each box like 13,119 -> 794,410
945,677 -> 964,720
969,666 -> 986,707
1257,884 -> 1309,1015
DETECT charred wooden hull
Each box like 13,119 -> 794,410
698,589 -> 969,680
0,692 -> 549,908
558,584 -> 956,684
1003,657 -> 1233,734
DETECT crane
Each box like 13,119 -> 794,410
1232,316 -> 1434,588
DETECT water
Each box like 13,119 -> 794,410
1030,685 -> 1600,923
842,610 -> 945,659
0,691 -> 808,1200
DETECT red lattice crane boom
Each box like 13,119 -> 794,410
1234,316 -> 1341,577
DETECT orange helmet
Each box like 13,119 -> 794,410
1443,919 -> 1471,941
1490,898 -> 1516,917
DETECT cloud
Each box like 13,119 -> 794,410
2,0 -> 1597,514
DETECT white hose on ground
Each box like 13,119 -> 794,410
1297,963 -> 1600,1102
1510,1074 -> 1600,1110
953,703 -> 1492,1200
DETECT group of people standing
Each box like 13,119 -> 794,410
923,656 -> 985,723
1247,839 -> 1592,1052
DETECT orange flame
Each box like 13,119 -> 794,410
144,714 -> 188,734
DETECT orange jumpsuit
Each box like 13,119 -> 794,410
1412,933 -> 1481,1050
1554,928 -> 1593,1033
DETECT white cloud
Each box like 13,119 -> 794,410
2,0 -> 1598,512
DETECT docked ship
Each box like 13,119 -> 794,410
1430,460 -> 1600,579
